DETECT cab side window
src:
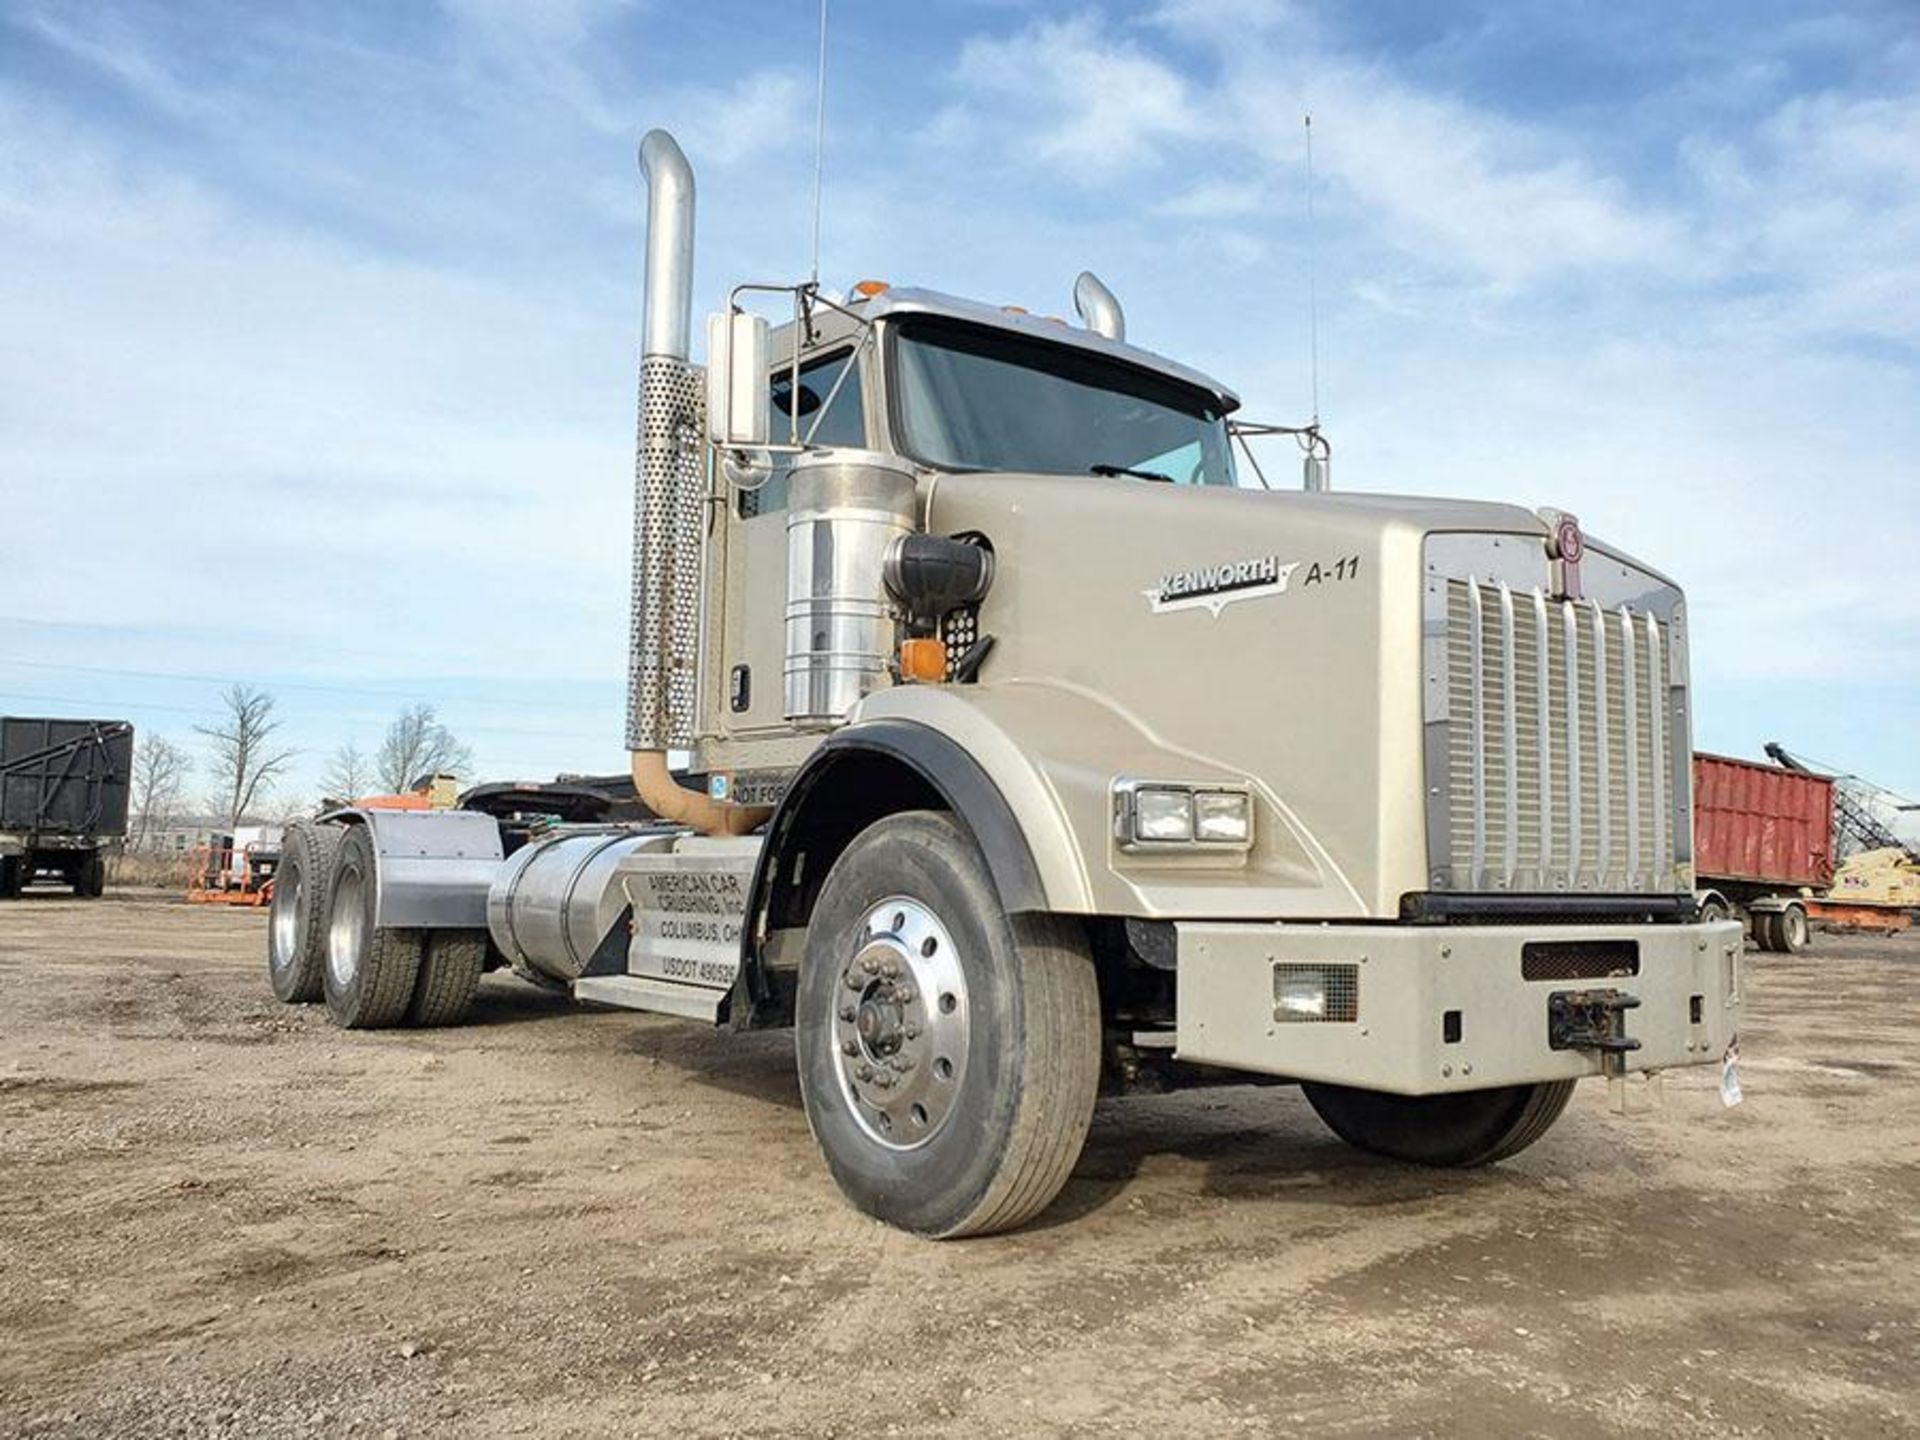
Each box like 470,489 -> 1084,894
739,350 -> 865,517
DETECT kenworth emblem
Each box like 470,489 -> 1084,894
1145,553 -> 1301,617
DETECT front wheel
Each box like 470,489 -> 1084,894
1303,1079 -> 1576,1167
796,811 -> 1101,1238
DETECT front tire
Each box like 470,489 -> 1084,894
0,856 -> 20,899
269,822 -> 341,1003
796,811 -> 1101,1238
321,824 -> 423,1029
1303,1079 -> 1576,1167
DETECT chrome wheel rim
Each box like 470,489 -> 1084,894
1786,910 -> 1808,948
269,865 -> 300,970
832,897 -> 969,1151
327,867 -> 365,990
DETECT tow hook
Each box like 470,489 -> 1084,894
1549,989 -> 1642,1076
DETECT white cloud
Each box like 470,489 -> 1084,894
952,14 -> 1202,180
667,69 -> 813,168
7,4 -> 217,121
1251,63 -> 1684,286
935,8 -> 1681,287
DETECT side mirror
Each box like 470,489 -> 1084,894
706,311 -> 769,449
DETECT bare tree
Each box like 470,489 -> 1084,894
322,741 -> 373,802
131,735 -> 191,847
375,704 -> 473,793
196,684 -> 297,828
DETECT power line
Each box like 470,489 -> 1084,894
0,690 -> 610,743
0,656 -> 610,713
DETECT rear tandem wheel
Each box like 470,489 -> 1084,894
320,824 -> 423,1029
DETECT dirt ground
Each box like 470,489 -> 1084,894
1,893 -> 1916,1438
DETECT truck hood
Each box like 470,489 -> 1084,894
915,472 -> 1551,917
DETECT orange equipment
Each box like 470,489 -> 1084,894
185,835 -> 279,907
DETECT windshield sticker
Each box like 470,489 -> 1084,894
1146,554 -> 1301,617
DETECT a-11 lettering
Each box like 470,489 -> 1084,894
1301,555 -> 1360,586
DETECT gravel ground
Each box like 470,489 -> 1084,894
1,892 -> 1917,1437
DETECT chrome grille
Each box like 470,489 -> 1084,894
1438,577 -> 1680,893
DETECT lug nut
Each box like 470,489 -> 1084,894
904,1024 -> 920,1040
844,971 -> 864,991
894,986 -> 915,1004
855,1064 -> 873,1082
841,1040 -> 859,1057
872,1073 -> 894,1090
893,1056 -> 916,1072
839,1005 -> 857,1023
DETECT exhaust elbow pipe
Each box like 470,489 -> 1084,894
626,128 -> 771,835
1073,270 -> 1125,341
638,129 -> 695,359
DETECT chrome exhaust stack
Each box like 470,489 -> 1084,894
1073,270 -> 1125,341
626,129 -> 703,756
625,129 -> 769,835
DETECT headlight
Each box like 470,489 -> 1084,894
1275,969 -> 1329,1019
1114,779 -> 1254,853
1133,787 -> 1194,843
1193,790 -> 1252,844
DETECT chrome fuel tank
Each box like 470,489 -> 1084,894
486,828 -> 676,983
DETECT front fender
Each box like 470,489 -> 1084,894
852,681 -> 1364,920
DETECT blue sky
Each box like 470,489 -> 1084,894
1,0 -> 1916,818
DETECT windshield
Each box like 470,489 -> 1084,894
891,319 -> 1236,486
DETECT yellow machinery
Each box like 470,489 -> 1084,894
1811,847 -> 1920,933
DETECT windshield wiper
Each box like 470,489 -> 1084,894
1090,463 -> 1173,483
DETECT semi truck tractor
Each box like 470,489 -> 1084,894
0,717 -> 133,898
265,129 -> 1742,1237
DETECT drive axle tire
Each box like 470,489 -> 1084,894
75,851 -> 106,898
1303,1079 -> 1576,1167
1778,904 -> 1811,954
321,824 -> 423,1029
796,811 -> 1101,1238
407,930 -> 487,1027
268,822 -> 342,1004
1756,912 -> 1784,952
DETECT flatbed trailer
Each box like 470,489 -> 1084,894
0,717 -> 133,899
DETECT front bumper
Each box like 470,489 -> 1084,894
1174,920 -> 1742,1095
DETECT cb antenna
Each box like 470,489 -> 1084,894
809,0 -> 829,285
1304,111 -> 1321,429
1298,112 -> 1330,490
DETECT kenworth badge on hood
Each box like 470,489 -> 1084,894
1145,554 -> 1301,616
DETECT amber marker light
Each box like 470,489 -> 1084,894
900,638 -> 948,683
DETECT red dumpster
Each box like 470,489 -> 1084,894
1694,752 -> 1834,891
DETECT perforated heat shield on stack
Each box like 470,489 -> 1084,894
625,354 -> 707,751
